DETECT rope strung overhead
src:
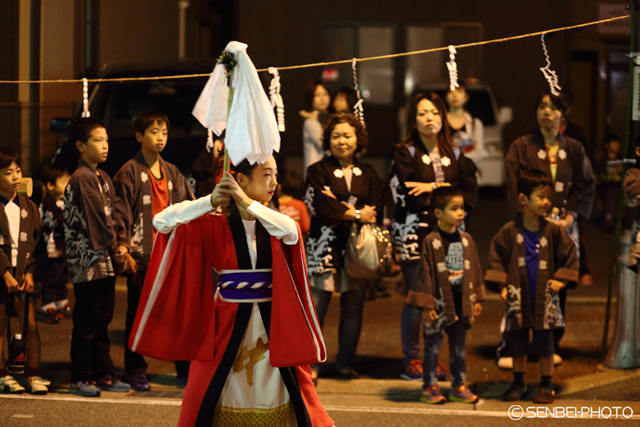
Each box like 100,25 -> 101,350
0,15 -> 629,85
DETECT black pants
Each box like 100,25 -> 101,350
124,270 -> 148,375
39,258 -> 69,306
70,276 -> 116,383
124,267 -> 190,377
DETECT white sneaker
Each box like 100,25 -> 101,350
0,375 -> 25,393
497,357 -> 514,370
553,353 -> 563,366
27,376 -> 50,395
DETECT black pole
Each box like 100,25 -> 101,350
601,2 -> 640,358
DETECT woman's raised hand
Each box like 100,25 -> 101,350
405,181 -> 433,196
211,172 -> 253,210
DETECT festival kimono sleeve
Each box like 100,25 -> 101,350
566,144 -> 596,218
304,162 -> 350,219
390,145 -> 430,213
552,225 -> 579,287
270,226 -> 327,367
113,165 -> 136,250
468,235 -> 486,303
485,224 -> 511,293
405,237 -> 435,310
129,216 -> 216,361
455,152 -> 479,210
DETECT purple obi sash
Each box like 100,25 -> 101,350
217,269 -> 273,302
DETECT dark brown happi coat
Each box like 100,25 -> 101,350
506,130 -> 595,218
0,194 -> 41,282
485,217 -> 579,331
389,143 -> 478,264
406,229 -> 485,334
114,151 -> 189,266
303,155 -> 383,275
64,159 -> 118,284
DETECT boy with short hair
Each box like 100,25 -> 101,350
486,169 -> 578,404
35,162 -> 71,324
405,186 -> 485,404
114,110 -> 190,391
64,117 -> 131,397
0,147 -> 50,394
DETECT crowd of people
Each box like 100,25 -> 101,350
0,80 -> 604,418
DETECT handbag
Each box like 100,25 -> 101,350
344,223 -> 393,279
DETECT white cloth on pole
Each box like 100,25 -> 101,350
192,41 -> 280,166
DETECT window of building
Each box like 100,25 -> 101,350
321,24 -> 395,105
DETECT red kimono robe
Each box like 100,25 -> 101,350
129,202 -> 333,427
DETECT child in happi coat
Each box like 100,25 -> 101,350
64,117 -> 131,397
278,169 -> 310,238
35,162 -> 71,324
0,147 -> 50,394
114,110 -> 191,390
486,169 -> 578,404
405,186 -> 484,404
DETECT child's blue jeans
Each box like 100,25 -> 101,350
423,318 -> 467,388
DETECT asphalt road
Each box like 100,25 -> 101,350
2,189 -> 639,426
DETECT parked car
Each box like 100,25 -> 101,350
51,58 -> 217,183
406,82 -> 512,187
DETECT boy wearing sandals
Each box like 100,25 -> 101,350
0,147 -> 50,395
486,170 -> 578,404
405,187 -> 484,404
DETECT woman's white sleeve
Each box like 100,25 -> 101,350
248,201 -> 299,245
153,196 -> 214,234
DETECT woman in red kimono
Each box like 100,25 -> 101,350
129,154 -> 334,427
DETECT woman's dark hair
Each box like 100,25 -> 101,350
303,80 -> 331,112
335,87 -> 358,112
322,113 -> 368,153
212,141 -> 261,183
517,169 -> 552,198
534,90 -> 568,119
401,92 -> 453,155
68,117 -> 107,156
0,147 -> 20,170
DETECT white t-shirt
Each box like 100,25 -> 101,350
4,198 -> 20,267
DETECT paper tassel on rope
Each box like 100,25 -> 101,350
539,33 -> 561,96
351,58 -> 365,127
446,46 -> 459,92
192,41 -> 280,166
206,129 -> 214,153
268,67 -> 285,132
82,78 -> 90,118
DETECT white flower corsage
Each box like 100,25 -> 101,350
558,149 -> 567,160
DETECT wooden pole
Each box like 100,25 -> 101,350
223,72 -> 234,174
